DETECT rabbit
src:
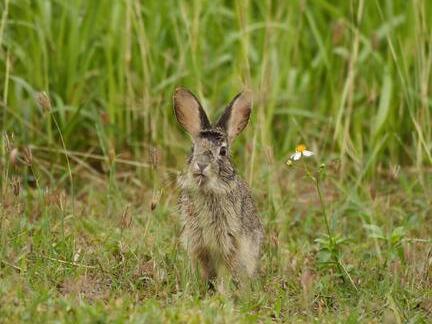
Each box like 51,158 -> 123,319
173,87 -> 264,288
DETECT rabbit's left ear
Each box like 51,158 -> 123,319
216,89 -> 252,142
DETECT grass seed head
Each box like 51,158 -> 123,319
99,111 -> 110,125
11,176 -> 21,196
9,148 -> 19,167
35,91 -> 52,112
150,190 -> 162,211
149,147 -> 161,169
3,132 -> 14,152
23,146 -> 33,166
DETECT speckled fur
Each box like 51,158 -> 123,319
173,88 -> 263,285
178,172 -> 263,281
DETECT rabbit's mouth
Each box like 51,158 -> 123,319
193,172 -> 207,185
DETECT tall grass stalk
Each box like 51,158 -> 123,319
1,1 -> 430,186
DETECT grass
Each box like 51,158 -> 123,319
1,0 -> 432,322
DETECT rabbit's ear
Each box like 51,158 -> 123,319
173,88 -> 211,137
216,89 -> 252,142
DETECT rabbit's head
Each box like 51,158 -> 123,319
173,88 -> 252,193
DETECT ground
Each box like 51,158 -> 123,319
1,160 -> 431,323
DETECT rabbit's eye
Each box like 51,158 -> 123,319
219,146 -> 227,156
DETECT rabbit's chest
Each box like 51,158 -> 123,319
193,197 -> 241,252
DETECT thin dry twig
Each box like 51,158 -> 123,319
29,145 -> 176,172
1,259 -> 24,272
39,255 -> 97,269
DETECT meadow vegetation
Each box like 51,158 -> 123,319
1,0 -> 431,322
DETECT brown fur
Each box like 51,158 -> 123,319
173,88 -> 264,286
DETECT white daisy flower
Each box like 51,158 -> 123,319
290,144 -> 314,161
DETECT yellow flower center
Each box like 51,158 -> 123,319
295,144 -> 306,153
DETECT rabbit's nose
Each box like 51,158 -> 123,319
196,162 -> 208,172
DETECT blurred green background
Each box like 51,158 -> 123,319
1,0 -> 431,187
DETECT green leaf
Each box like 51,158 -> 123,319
364,224 -> 385,240
390,226 -> 406,245
372,70 -> 393,137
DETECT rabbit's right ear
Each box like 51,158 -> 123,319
173,88 -> 211,137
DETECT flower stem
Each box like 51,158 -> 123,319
314,176 -> 332,239
301,159 -> 358,291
